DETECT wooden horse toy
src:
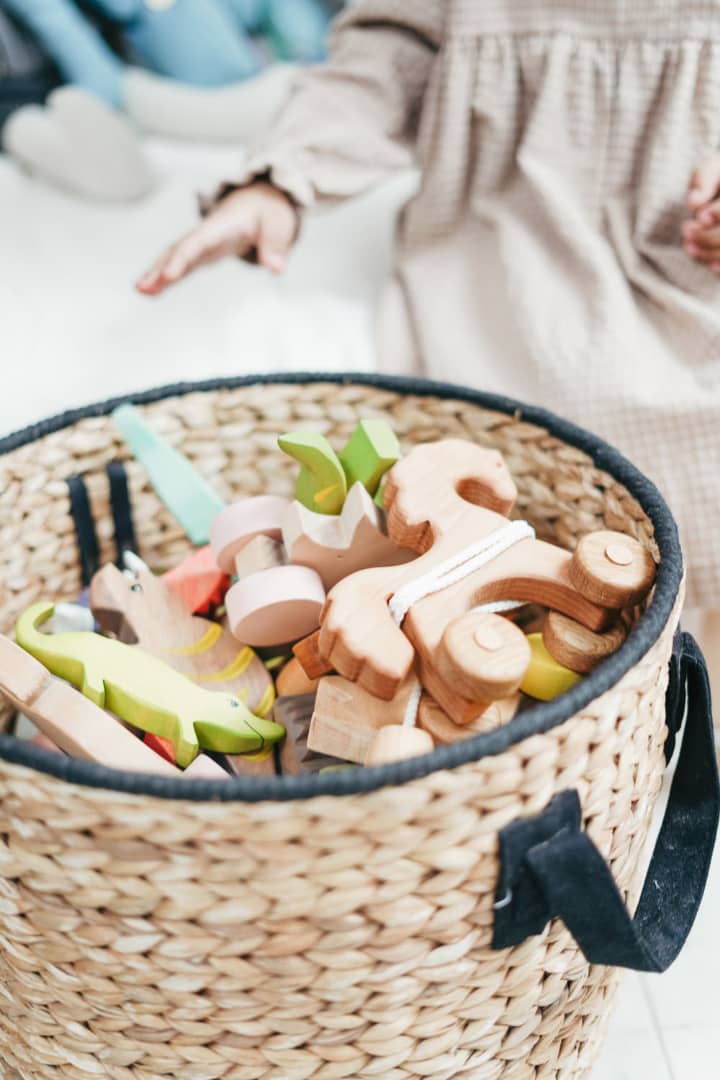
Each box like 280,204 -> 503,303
307,439 -> 656,727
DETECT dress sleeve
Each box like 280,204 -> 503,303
210,0 -> 444,209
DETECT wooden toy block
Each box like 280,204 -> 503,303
210,495 -> 291,575
16,603 -> 285,769
569,531 -> 656,609
91,563 -> 274,716
543,611 -> 628,674
365,725 -> 434,766
278,431 -> 347,515
163,545 -> 229,614
0,634 -> 178,775
113,405 -> 225,545
338,419 -> 400,497
417,693 -> 521,743
317,440 -> 637,703
182,754 -> 231,780
226,747 -> 279,777
520,633 -> 582,701
275,694 -> 341,775
307,673 -> 418,764
282,482 -> 415,591
225,564 -> 326,648
234,535 -> 286,580
293,630 -> 333,680
427,610 -> 531,724
276,657 -> 320,698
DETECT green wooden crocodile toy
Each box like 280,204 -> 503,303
16,602 -> 285,768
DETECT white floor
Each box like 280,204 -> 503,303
0,138 -> 718,1079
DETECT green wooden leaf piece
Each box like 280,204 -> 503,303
114,404 -> 225,545
16,602 -> 285,769
339,419 -> 400,497
278,430 -> 347,515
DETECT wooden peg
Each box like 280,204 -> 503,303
543,611 -> 628,674
429,611 -> 531,724
282,482 -> 414,590
0,634 -> 178,775
275,693 -> 343,774
163,545 -> 229,614
338,419 -> 400,497
113,405 -> 225,545
307,673 -> 418,764
520,633 -> 582,701
276,657 -> 320,698
226,565 -> 326,648
182,754 -> 231,780
417,693 -> 521,743
234,535 -> 286,580
569,531 -> 656,609
90,563 -> 274,716
365,725 -> 434,766
293,630 -> 333,680
318,440 -> 611,703
210,495 -> 291,575
278,431 -> 347,515
16,603 -> 285,769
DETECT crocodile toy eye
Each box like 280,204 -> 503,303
229,699 -> 240,708
131,583 -> 143,593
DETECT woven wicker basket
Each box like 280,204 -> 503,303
0,374 -> 716,1080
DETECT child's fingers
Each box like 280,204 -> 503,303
683,221 -> 720,249
688,155 -> 720,209
257,204 -> 298,273
683,238 -> 720,271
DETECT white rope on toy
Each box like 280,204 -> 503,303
390,520 -> 536,729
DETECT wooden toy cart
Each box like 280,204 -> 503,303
0,374 -> 716,1080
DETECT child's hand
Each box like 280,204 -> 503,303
683,155 -> 720,272
136,183 -> 298,296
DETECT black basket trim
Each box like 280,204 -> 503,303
0,373 -> 682,802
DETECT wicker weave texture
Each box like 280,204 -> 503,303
0,383 -> 677,1078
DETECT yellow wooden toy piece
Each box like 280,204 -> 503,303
520,633 -> 582,701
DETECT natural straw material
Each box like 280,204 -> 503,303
0,378 -> 681,1079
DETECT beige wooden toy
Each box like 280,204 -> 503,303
210,495 -> 291,575
226,748 -> 278,777
282,481 -> 414,590
307,672 -> 419,764
417,693 -> 522,743
293,629 -> 332,680
0,635 -> 178,776
315,440 -> 656,715
365,725 -> 434,766
91,562 -> 275,717
225,564 -> 326,647
275,694 -> 341,775
543,610 -> 628,673
276,657 -> 320,697
234,535 -> 286,580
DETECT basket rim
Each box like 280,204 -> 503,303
0,372 -> 683,801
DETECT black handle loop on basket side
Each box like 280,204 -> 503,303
493,631 -> 719,972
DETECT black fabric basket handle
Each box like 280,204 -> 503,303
493,631 -> 719,972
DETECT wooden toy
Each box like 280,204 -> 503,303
210,495 -> 290,574
278,431 -> 347,515
234,535 -> 286,580
164,545 -> 229,614
0,634 -> 178,775
145,732 -> 175,763
417,693 -> 522,743
44,603 -> 96,634
293,630 -> 332,680
307,672 -> 419,764
338,419 -> 400,497
114,404 -> 225,545
282,481 -> 415,590
543,611 -> 628,674
274,694 -> 341,775
182,754 -> 230,780
365,725 -> 434,766
316,440 -> 655,710
90,562 -> 274,716
30,733 -> 63,754
520,634 -> 582,701
226,747 -> 278,777
569,531 -> 657,608
225,564 -> 326,648
426,610 -> 531,724
16,602 -> 285,768
276,657 -> 320,697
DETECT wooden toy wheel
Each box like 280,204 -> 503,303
543,611 -> 627,674
569,530 -> 656,609
436,611 -> 531,703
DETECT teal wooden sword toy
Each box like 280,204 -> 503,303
16,602 -> 284,769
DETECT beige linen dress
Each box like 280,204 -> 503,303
235,0 -> 720,607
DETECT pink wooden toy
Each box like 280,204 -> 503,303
210,495 -> 290,575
